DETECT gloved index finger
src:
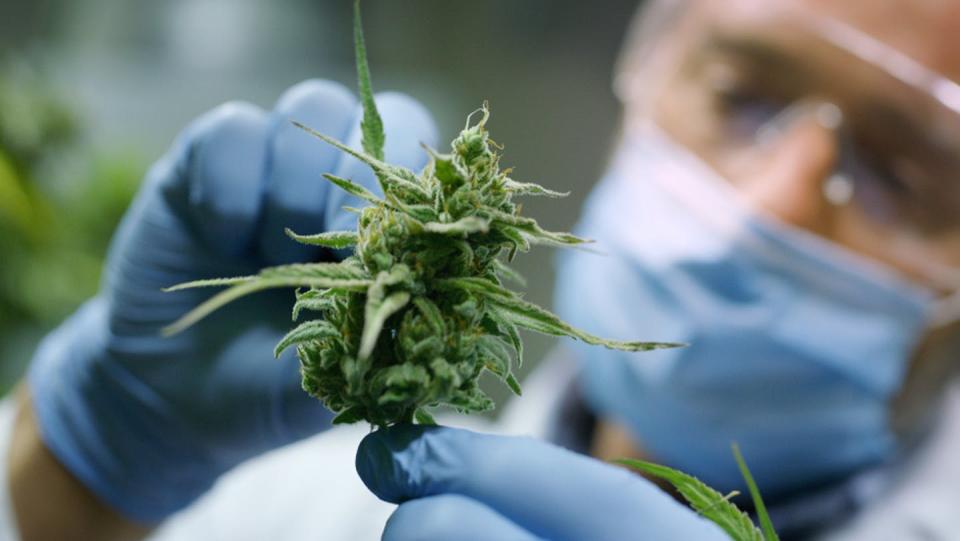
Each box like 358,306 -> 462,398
356,425 -> 728,541
157,100 -> 270,258
258,79 -> 359,265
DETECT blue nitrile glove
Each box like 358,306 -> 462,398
357,426 -> 729,541
27,80 -> 438,524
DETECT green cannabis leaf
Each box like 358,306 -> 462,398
618,447 -> 780,541
733,444 -> 779,541
353,0 -> 384,161
164,0 -> 679,427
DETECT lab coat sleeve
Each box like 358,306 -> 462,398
149,414 -> 495,541
149,424 -> 394,541
0,389 -> 392,541
0,394 -> 495,541
0,396 -> 22,540
0,348 -> 565,541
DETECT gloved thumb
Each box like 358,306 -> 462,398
356,424 -> 440,503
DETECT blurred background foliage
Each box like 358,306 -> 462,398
0,62 -> 143,392
0,0 -> 640,405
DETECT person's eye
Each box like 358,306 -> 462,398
709,82 -> 786,139
841,143 -> 938,233
696,60 -> 789,135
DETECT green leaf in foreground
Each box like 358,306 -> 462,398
163,1 -> 679,427
733,444 -> 779,541
617,458 -> 764,541
274,320 -> 340,358
441,276 -> 681,352
162,261 -> 371,336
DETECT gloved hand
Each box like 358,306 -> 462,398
27,79 -> 437,523
357,425 -> 729,541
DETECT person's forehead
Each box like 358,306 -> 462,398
687,0 -> 960,83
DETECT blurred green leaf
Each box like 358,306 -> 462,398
617,458 -> 764,541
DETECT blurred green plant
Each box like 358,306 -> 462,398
0,62 -> 141,391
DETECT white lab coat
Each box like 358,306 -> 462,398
1,354 -> 960,540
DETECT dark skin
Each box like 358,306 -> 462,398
8,387 -> 149,540
9,1 -> 960,538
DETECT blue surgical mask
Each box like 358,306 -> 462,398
555,127 -> 943,498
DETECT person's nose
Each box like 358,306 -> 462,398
740,103 -> 841,237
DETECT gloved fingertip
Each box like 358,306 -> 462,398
376,91 -> 440,152
178,100 -> 270,255
274,79 -> 357,120
356,424 -> 435,503
186,101 -> 269,185
258,79 -> 360,265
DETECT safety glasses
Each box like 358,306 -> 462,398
623,3 -> 960,293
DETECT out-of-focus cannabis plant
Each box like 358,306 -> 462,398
0,62 -> 141,391
165,1 -> 676,427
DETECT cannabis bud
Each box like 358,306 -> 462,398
164,1 -> 676,427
